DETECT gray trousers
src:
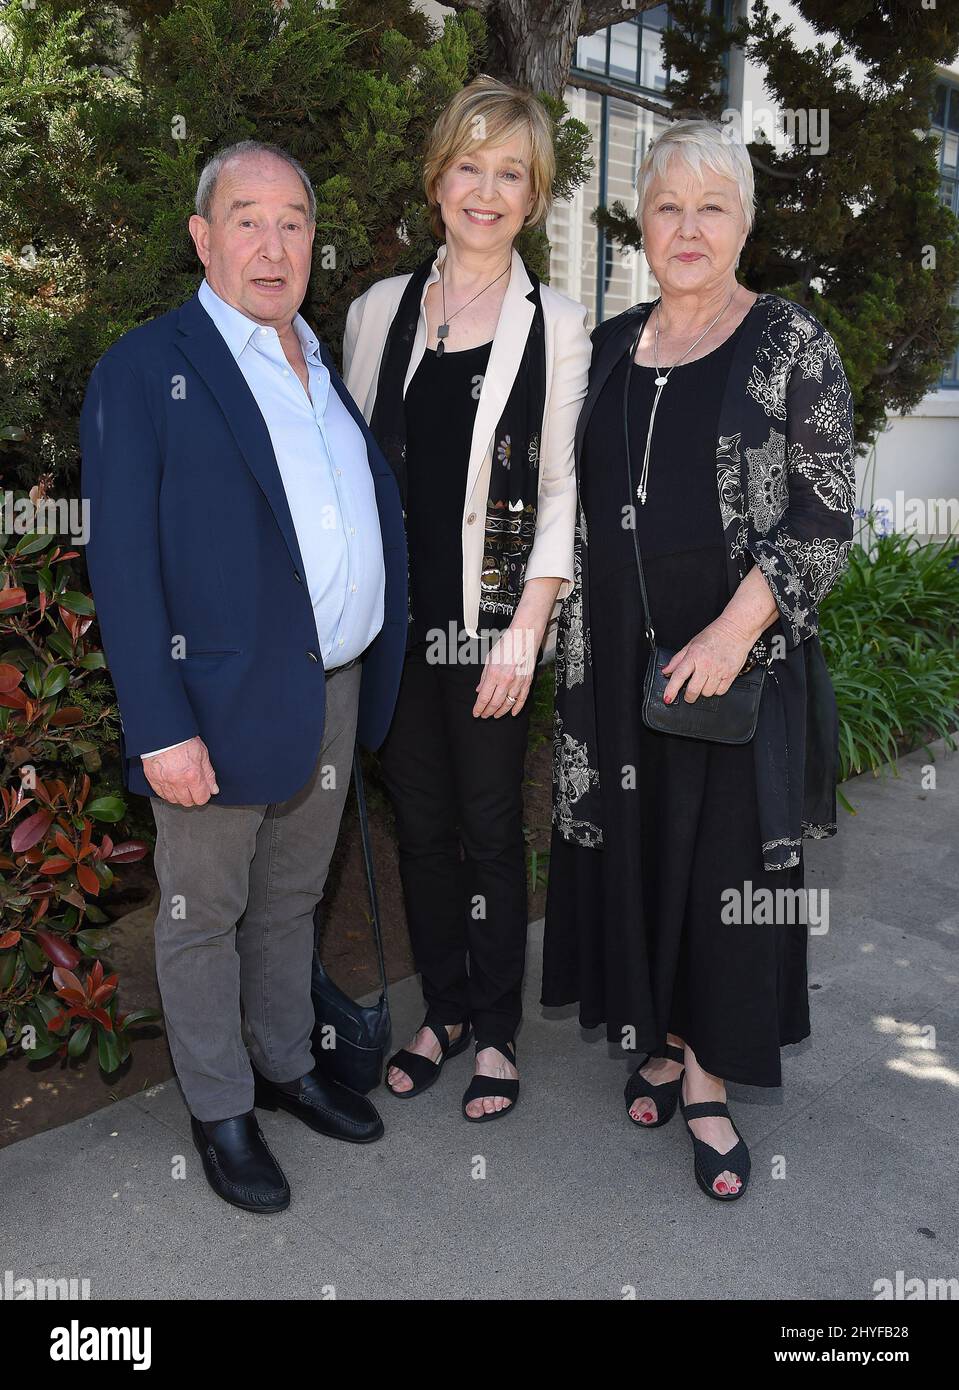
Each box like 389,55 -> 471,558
150,662 -> 362,1122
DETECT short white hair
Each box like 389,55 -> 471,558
637,119 -> 755,234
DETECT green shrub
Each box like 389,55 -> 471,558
820,515 -> 959,795
0,485 -> 158,1071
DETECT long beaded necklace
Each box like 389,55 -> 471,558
634,293 -> 734,505
436,258 -> 511,356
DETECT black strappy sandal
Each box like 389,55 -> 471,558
461,1041 -> 519,1123
679,1085 -> 751,1201
385,1017 -> 472,1099
624,1042 -> 685,1127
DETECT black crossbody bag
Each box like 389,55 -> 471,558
622,329 -> 766,744
310,746 -> 391,1093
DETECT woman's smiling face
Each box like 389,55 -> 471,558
641,155 -> 748,296
434,132 -> 536,254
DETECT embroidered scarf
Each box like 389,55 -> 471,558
369,252 -> 547,627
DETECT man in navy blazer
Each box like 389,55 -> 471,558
80,141 -> 406,1212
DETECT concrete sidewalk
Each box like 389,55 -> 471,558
2,739 -> 958,1300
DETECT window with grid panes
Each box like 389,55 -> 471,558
548,4 -> 727,323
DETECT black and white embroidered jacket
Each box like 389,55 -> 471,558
552,293 -> 856,870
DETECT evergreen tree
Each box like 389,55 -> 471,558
0,0 -> 591,494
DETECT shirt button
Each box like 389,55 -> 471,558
307,650 -> 318,662
349,526 -> 356,535
283,369 -> 289,376
467,512 -> 477,524
351,583 -> 357,593
336,468 -> 342,476
338,638 -> 344,646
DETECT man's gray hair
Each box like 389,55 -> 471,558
195,140 -> 316,223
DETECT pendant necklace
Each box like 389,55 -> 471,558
436,258 -> 511,356
635,293 -> 734,504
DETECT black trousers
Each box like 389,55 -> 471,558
377,640 -> 535,1053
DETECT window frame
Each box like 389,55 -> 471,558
932,76 -> 959,389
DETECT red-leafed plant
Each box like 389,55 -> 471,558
1,482 -> 159,1072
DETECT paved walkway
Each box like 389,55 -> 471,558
2,739 -> 958,1300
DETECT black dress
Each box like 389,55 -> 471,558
541,322 -> 809,1087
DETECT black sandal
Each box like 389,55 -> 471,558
385,1017 -> 472,1099
624,1042 -> 685,1127
461,1042 -> 519,1123
679,1085 -> 751,1201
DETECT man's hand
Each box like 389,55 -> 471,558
141,736 -> 219,806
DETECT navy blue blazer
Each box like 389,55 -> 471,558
79,290 -> 407,803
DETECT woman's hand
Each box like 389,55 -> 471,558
662,566 -> 780,705
661,613 -> 756,706
473,619 -> 540,718
472,577 -> 560,718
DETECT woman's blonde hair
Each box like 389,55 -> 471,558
423,76 -> 556,241
637,119 -> 755,234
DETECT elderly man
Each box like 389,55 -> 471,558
80,141 -> 407,1212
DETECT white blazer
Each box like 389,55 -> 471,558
343,243 -> 591,640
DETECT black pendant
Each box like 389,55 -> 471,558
436,322 -> 449,356
435,339 -> 445,357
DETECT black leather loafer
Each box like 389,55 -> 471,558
252,1064 -> 385,1144
190,1111 -> 291,1213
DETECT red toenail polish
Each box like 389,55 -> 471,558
716,1182 -> 727,1193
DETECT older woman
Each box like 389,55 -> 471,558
543,120 -> 855,1198
345,77 -> 590,1120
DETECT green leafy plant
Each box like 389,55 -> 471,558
819,513 -> 959,802
1,485 -> 157,1071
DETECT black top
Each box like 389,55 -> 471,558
404,340 -> 493,645
582,316 -> 748,588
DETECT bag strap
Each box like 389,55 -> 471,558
621,326 -> 750,661
622,327 -> 657,653
352,744 -> 389,1003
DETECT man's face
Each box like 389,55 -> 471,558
188,153 -> 315,328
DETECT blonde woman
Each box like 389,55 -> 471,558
345,76 -> 589,1122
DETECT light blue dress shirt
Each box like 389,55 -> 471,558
142,279 -> 384,757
